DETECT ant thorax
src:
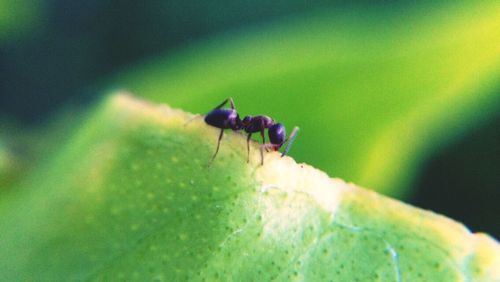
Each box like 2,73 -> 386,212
242,115 -> 274,133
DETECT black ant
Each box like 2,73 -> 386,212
204,98 -> 299,166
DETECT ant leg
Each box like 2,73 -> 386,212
259,121 -> 270,152
228,98 -> 236,110
246,133 -> 252,163
259,144 -> 276,165
260,129 -> 269,152
281,127 -> 299,157
212,97 -> 236,111
208,129 -> 224,167
212,98 -> 229,110
260,145 -> 264,166
184,114 -> 202,126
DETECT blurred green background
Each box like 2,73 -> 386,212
0,1 -> 498,238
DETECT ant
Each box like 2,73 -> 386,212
204,98 -> 299,166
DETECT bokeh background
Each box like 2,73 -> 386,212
0,1 -> 499,238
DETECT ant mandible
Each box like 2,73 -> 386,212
204,98 -> 299,166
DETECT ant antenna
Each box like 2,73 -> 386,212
281,127 -> 299,157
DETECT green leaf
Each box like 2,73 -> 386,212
0,112 -> 86,191
111,1 -> 500,198
1,94 -> 498,281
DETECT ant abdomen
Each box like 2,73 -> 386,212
204,108 -> 240,130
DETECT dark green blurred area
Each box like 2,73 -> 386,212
0,0 -> 498,238
1,0 -> 334,119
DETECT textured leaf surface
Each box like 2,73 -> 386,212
112,1 -> 500,198
1,94 -> 498,281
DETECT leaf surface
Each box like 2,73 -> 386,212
1,94 -> 498,281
